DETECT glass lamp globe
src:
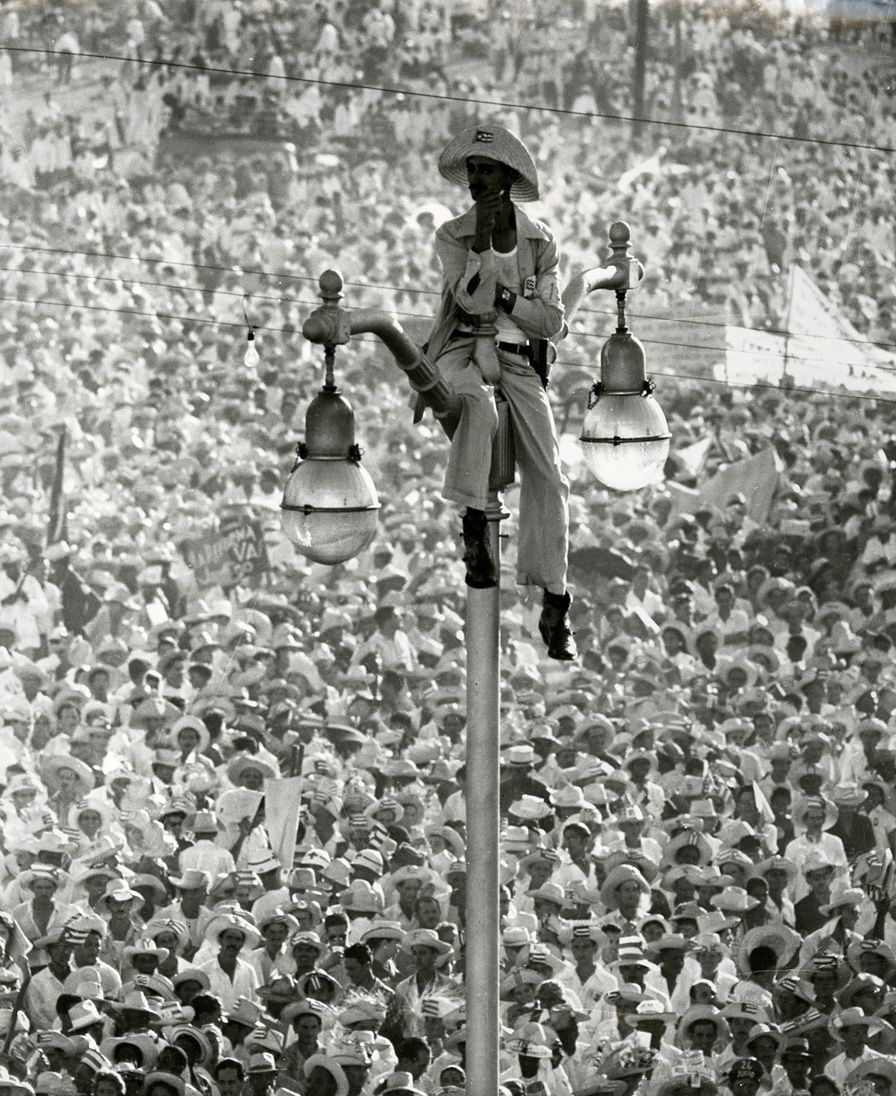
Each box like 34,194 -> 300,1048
280,384 -> 380,564
579,327 -> 671,492
580,391 -> 670,491
281,458 -> 379,564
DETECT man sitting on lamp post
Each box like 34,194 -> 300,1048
421,122 -> 576,661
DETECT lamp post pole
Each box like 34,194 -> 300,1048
290,227 -> 667,1095
464,491 -> 504,1095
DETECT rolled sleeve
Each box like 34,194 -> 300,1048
508,234 -> 565,341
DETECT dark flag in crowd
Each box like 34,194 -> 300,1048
46,426 -> 68,546
43,425 -> 102,634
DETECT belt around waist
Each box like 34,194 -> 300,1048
496,340 -> 531,357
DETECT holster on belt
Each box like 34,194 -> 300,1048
531,338 -> 551,390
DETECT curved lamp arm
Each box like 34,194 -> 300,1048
302,271 -> 461,436
559,221 -> 644,340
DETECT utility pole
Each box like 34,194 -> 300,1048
632,0 -> 649,142
672,0 -> 683,119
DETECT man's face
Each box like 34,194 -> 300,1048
295,1014 -> 322,1046
782,1054 -> 809,1084
75,932 -> 101,965
57,767 -> 80,793
412,944 -> 437,975
342,1065 -> 368,1096
860,952 -> 888,978
47,940 -> 73,968
31,878 -> 57,900
219,930 -> 246,959
752,1036 -> 777,1065
217,1069 -> 242,1096
240,767 -> 265,791
306,1069 -> 337,1096
659,949 -> 685,976
770,758 -> 790,781
466,155 -> 513,200
840,904 -> 860,930
132,954 -> 158,975
344,956 -> 367,984
617,880 -> 643,905
564,831 -> 588,859
325,923 -> 347,947
398,880 -> 422,908
416,897 -> 441,928
373,937 -> 399,961
405,1044 -> 431,1078
79,809 -> 103,837
178,729 -> 200,754
841,1023 -> 866,1054
293,943 -> 321,969
264,922 -> 288,949
248,1074 -> 275,1096
629,759 -> 651,783
82,872 -> 105,898
73,1065 -> 96,1095
814,969 -> 840,997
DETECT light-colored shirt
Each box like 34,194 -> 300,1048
179,839 -> 236,878
784,833 -> 848,900
825,1047 -> 883,1086
25,965 -> 70,1029
197,955 -> 259,1010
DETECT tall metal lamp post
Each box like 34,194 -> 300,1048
280,224 -> 669,1094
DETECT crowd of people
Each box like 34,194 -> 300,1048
0,0 -> 895,1095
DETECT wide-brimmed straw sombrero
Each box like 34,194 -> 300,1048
437,124 -> 539,202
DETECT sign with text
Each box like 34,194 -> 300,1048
181,515 -> 270,586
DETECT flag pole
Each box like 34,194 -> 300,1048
782,267 -> 796,388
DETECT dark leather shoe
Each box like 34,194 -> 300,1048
539,591 -> 577,660
462,509 -> 497,589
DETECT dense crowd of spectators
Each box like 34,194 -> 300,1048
0,0 -> 895,1095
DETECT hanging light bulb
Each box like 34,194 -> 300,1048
244,329 -> 260,370
580,293 -> 671,491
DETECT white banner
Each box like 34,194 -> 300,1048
718,270 -> 896,396
700,447 -> 782,525
676,436 -> 714,478
721,326 -> 788,385
264,776 -> 304,873
786,265 -> 896,392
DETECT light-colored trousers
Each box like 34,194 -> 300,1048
435,336 -> 570,594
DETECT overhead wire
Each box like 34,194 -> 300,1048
4,289 -> 896,405
2,44 -> 896,156
3,242 -> 896,356
0,281 -> 880,373
0,263 -> 316,309
1,36 -> 892,399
